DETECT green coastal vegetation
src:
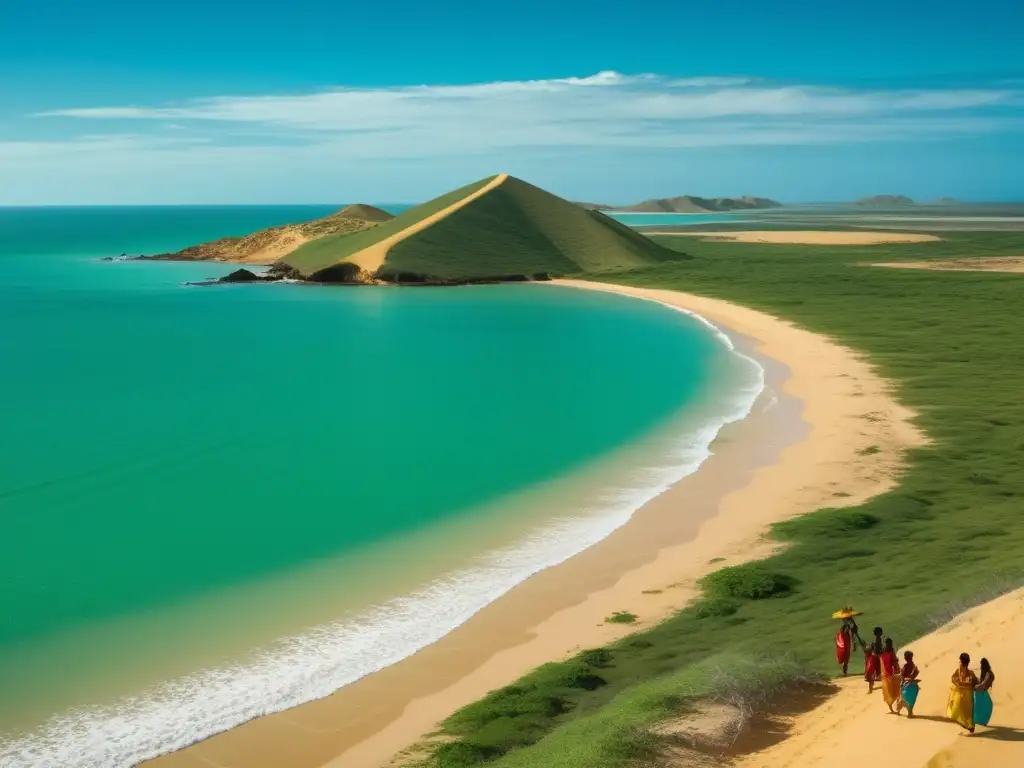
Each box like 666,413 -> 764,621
415,229 -> 1024,767
281,175 -> 682,281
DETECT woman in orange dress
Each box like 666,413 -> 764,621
880,638 -> 901,712
947,652 -> 979,733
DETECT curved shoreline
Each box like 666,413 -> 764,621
148,281 -> 924,768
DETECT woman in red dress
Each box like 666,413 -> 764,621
835,621 -> 854,675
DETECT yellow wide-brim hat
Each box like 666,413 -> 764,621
831,608 -> 861,619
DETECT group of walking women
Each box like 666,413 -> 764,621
835,617 -> 996,732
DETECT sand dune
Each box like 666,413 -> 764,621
873,256 -> 1024,273
649,231 -> 940,245
738,587 -> 1024,768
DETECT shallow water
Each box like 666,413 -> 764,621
0,207 -> 761,766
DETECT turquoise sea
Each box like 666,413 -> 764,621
0,207 -> 762,766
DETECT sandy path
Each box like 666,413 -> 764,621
873,257 -> 1024,274
737,587 -> 1024,768
646,231 -> 940,245
145,280 -> 923,768
346,174 -> 509,274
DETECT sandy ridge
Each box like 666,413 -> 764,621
646,231 -> 940,245
737,587 -> 1024,768
347,174 -> 509,274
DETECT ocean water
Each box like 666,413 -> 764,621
0,207 -> 763,767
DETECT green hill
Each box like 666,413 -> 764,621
280,175 -> 683,282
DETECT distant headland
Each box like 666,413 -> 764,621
575,195 -> 782,213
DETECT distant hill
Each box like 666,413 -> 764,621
281,174 -> 685,282
854,195 -> 915,206
619,195 -> 782,213
333,204 -> 394,222
146,205 -> 394,265
573,202 -> 615,211
933,197 -> 961,205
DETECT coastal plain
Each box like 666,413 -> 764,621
143,201 -> 1024,768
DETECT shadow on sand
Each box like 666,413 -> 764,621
895,715 -> 1024,741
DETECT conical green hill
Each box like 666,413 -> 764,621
378,176 -> 681,281
281,175 -> 685,281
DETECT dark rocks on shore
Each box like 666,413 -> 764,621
221,268 -> 262,283
266,263 -> 303,280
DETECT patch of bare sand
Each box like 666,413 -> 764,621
649,231 -> 941,245
143,280 -> 924,768
346,174 -> 509,274
736,588 -> 1024,768
873,256 -> 1024,274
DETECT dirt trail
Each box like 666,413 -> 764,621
347,174 -> 509,273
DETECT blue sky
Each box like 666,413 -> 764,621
2,0 -> 1022,204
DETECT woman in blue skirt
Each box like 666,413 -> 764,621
897,650 -> 921,717
974,658 -> 996,726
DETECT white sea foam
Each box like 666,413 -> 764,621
0,312 -> 765,768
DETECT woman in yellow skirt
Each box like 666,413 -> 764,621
947,652 -> 979,733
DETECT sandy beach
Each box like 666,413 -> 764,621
147,279 -> 924,768
646,231 -> 940,245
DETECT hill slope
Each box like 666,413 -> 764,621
281,175 -> 683,281
148,205 -> 393,265
623,195 -> 782,213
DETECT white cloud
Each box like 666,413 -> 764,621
32,71 -> 1018,147
4,71 -> 1022,203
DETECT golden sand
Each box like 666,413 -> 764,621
737,588 -> 1024,768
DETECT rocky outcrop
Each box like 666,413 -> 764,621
220,268 -> 262,283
